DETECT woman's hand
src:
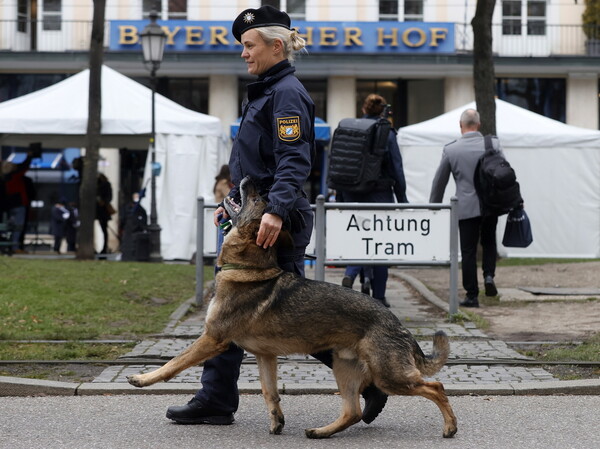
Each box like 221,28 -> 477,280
256,213 -> 283,249
213,206 -> 229,227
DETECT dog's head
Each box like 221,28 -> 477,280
219,177 -> 291,269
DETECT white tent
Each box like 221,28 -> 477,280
0,65 -> 230,260
398,99 -> 600,258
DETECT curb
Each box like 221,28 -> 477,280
395,272 -> 450,313
2,376 -> 599,397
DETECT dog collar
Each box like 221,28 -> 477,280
220,263 -> 262,271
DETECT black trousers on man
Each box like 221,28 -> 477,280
458,215 -> 498,300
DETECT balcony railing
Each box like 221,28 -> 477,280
1,20 -> 599,57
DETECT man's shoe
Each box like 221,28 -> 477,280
376,297 -> 391,308
342,276 -> 353,289
484,275 -> 498,296
361,277 -> 371,296
361,384 -> 388,424
166,398 -> 234,425
459,297 -> 480,308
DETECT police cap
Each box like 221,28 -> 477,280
232,5 -> 291,42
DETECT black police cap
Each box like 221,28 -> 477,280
232,5 -> 291,42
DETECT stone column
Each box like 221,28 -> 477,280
567,73 -> 598,130
326,76 -> 357,128
444,76 -> 475,112
208,74 -> 239,136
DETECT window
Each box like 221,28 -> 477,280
502,1 -> 546,36
143,0 -> 187,20
404,0 -> 424,22
43,0 -> 61,31
502,0 -> 521,35
17,0 -> 28,33
286,0 -> 306,21
527,0 -> 546,36
379,0 -> 399,21
262,0 -> 281,9
496,78 -> 565,122
261,0 -> 305,20
143,0 -> 161,19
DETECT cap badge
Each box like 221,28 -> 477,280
243,12 -> 255,24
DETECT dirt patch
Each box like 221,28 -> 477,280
404,262 -> 600,343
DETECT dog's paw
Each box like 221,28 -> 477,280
126,375 -> 145,388
304,428 -> 330,439
443,426 -> 457,438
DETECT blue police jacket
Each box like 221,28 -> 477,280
228,60 -> 315,223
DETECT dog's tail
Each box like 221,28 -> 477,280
416,331 -> 450,377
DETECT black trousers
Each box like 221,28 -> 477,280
458,215 -> 498,300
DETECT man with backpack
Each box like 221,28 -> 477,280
429,109 -> 520,308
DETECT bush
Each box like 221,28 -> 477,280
583,0 -> 600,40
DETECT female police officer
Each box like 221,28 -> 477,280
166,5 -> 387,427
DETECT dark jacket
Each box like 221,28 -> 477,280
228,60 -> 315,224
339,114 -> 408,204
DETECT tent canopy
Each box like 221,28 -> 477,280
400,99 -> 600,149
0,65 -> 223,148
0,65 -> 230,260
397,99 -> 600,258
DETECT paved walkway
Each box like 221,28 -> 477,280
92,267 -> 557,389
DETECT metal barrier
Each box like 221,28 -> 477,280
196,195 -> 459,314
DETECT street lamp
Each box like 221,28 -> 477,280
141,9 -> 166,262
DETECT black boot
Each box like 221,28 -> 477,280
361,384 -> 388,424
166,398 -> 234,425
459,296 -> 480,308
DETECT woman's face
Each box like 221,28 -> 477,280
240,29 -> 284,76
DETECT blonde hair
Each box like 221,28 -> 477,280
255,26 -> 306,62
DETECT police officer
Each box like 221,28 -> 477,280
166,5 -> 388,426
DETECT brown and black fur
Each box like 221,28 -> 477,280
128,177 -> 457,439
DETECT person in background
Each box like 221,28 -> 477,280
429,108 -> 500,308
65,201 -> 80,252
165,5 -> 388,428
96,173 -> 113,254
213,164 -> 233,204
338,94 -> 409,308
1,150 -> 34,254
50,197 -> 70,254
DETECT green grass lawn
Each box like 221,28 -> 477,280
0,258 -> 212,341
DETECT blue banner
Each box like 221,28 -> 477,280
110,20 -> 455,54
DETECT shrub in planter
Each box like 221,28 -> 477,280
582,0 -> 600,40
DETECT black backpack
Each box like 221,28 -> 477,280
327,111 -> 395,193
474,135 -> 523,216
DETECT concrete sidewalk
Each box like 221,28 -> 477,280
1,266 -> 599,396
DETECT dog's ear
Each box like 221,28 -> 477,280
276,229 -> 294,251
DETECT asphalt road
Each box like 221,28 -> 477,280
1,394 -> 599,449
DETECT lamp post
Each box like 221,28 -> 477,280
140,9 -> 166,262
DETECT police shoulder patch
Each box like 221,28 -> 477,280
277,116 -> 301,142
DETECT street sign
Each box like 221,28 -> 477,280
325,208 -> 451,262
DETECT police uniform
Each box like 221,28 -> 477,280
185,6 -> 317,417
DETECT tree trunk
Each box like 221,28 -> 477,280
472,0 -> 497,136
77,0 -> 106,260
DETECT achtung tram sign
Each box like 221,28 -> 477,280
326,208 -> 451,262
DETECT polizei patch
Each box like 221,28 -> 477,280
277,116 -> 301,142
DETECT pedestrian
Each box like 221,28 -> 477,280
1,149 -> 34,254
96,173 -> 114,254
65,201 -> 80,252
213,164 -> 233,204
338,94 -> 409,308
166,5 -> 388,427
429,108 -> 500,308
50,197 -> 70,254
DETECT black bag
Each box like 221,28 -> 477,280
327,113 -> 395,193
502,208 -> 533,248
474,135 -> 523,216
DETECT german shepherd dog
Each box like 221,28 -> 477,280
128,177 -> 457,439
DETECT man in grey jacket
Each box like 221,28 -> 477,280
429,109 -> 499,307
